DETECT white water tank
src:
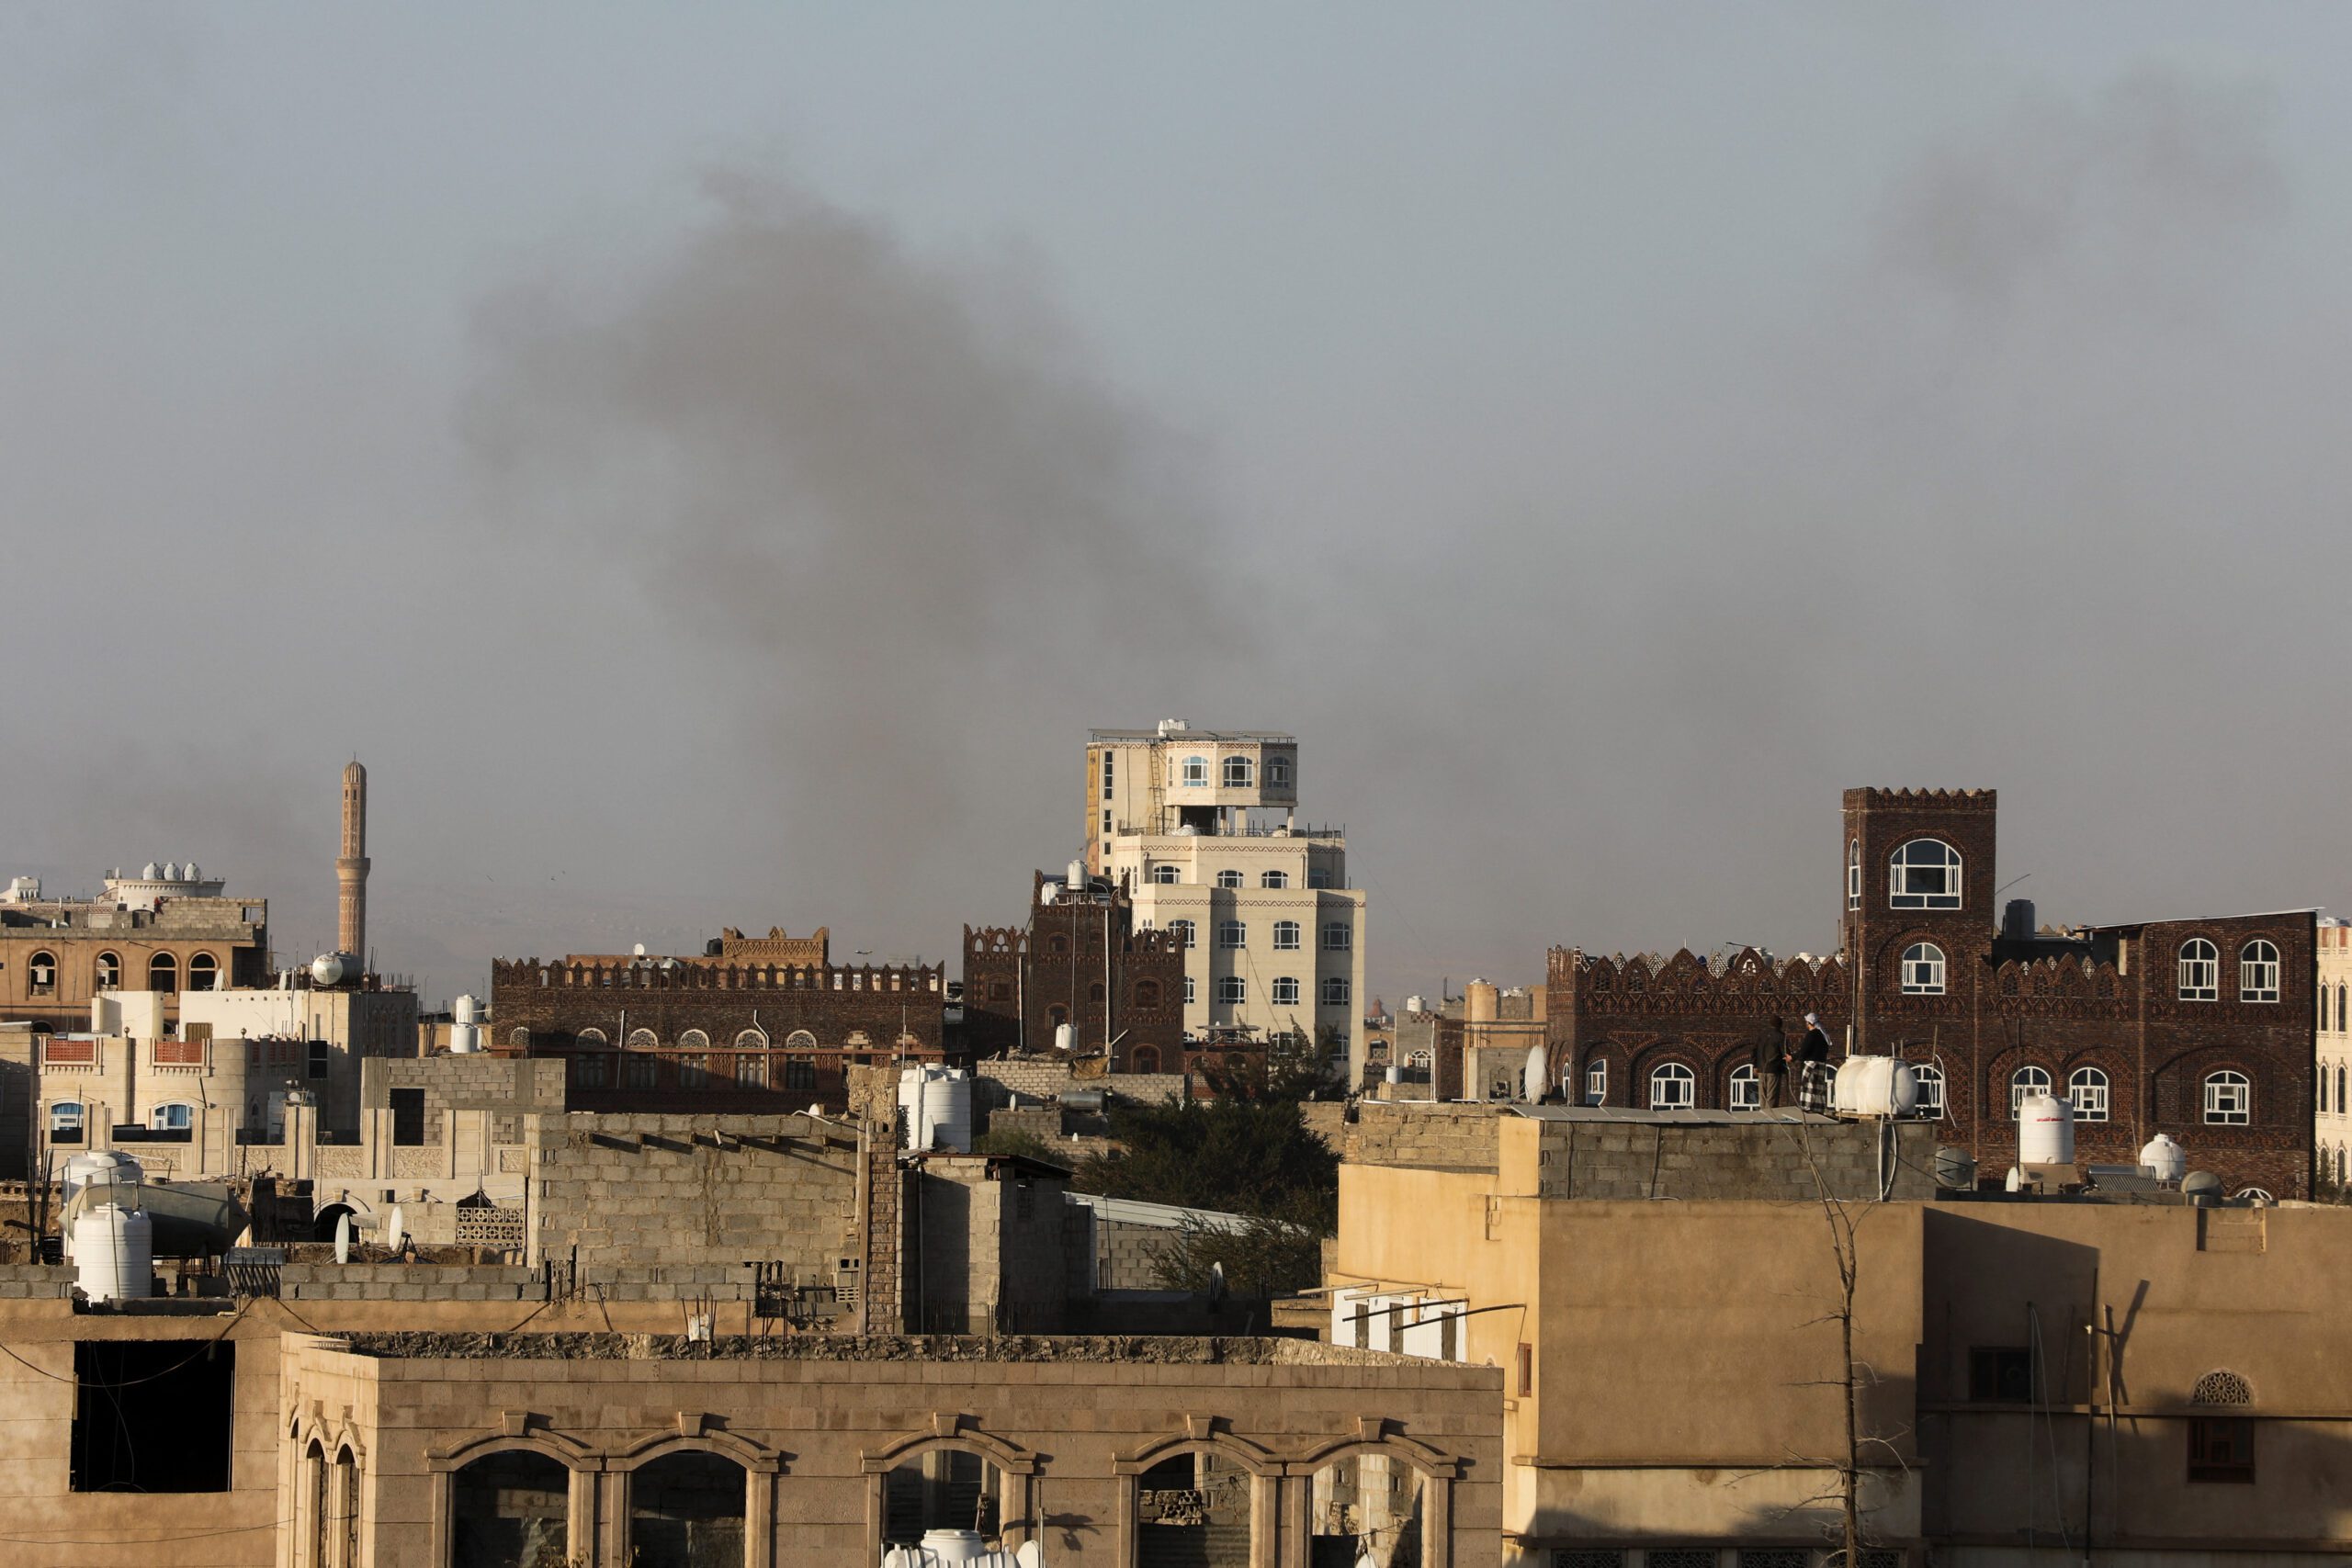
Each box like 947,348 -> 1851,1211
1038,882 -> 1061,906
74,1205 -> 153,1303
1067,858 -> 1087,892
61,1152 -> 141,1209
898,1066 -> 974,1153
454,994 -> 480,1023
449,1022 -> 481,1055
311,952 -> 358,987
2018,1092 -> 2076,1166
2140,1133 -> 2188,1181
1053,1022 -> 1075,1055
1832,1056 -> 1919,1118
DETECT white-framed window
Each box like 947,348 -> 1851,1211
738,1029 -> 772,1049
1102,750 -> 1114,800
1183,976 -> 1195,1005
1182,755 -> 1208,786
577,1028 -> 609,1047
1321,976 -> 1351,1006
1321,921 -> 1352,951
1901,942 -> 1946,995
1912,1063 -> 1946,1117
1222,755 -> 1253,788
2068,1066 -> 2110,1122
94,952 -> 121,989
1151,864 -> 1181,884
2239,940 -> 2279,1002
1584,1059 -> 1608,1105
1268,755 -> 1293,788
1649,1062 -> 1696,1110
1847,839 -> 1861,910
1728,1064 -> 1759,1111
1261,870 -> 1288,888
1217,920 -> 1246,949
27,950 -> 56,994
2010,1065 -> 2052,1119
1217,976 -> 1247,1005
49,1101 -> 85,1143
2179,938 -> 2220,1000
1216,870 -> 1245,889
677,1029 -> 709,1049
1890,838 -> 1962,909
1271,976 -> 1300,1005
625,1029 -> 659,1050
1167,919 -> 1196,952
149,1102 -> 194,1133
2204,1070 -> 2251,1124
1272,919 -> 1302,951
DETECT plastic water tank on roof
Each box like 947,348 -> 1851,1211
182,863 -> 200,882
2018,1092 -> 2076,1166
141,862 -> 160,879
2140,1134 -> 2188,1181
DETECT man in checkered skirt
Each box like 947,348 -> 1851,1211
1795,1010 -> 1836,1113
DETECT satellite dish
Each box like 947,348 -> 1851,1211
334,1213 -> 352,1265
384,1206 -> 404,1252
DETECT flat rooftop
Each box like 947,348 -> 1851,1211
328,1332 -> 1417,1365
1090,728 -> 1295,743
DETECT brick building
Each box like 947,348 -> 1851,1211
488,940 -> 950,1114
963,873 -> 1189,1072
1546,788 -> 2320,1197
0,869 -> 269,1037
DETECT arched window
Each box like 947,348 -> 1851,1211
1307,1452 -> 1424,1568
1261,870 -> 1288,888
1847,839 -> 1861,909
1170,919 -> 1196,951
733,1029 -> 769,1050
48,1101 -> 85,1145
628,1450 -> 747,1567
2203,1070 -> 2251,1124
1889,839 -> 1962,909
452,1450 -> 571,1565
94,952 -> 120,990
509,1026 -> 531,1049
625,1029 -> 660,1050
1901,942 -> 1946,995
2192,1370 -> 2253,1406
1272,920 -> 1303,951
1182,976 -> 1195,1005
781,1030 -> 815,1051
576,1028 -> 609,1047
1216,870 -> 1245,889
2238,940 -> 2279,1003
333,1448 -> 359,1568
884,1449 -> 1007,1545
1584,1058 -> 1608,1106
1217,920 -> 1246,949
26,951 -> 56,996
1152,864 -> 1182,884
148,1102 -> 195,1134
2339,1066 -> 2346,1117
1271,976 -> 1300,1006
148,953 -> 177,994
1320,976 -> 1351,1006
1049,934 -> 1069,954
1649,1062 -> 1696,1110
2068,1066 -> 2110,1122
1131,1045 -> 1161,1074
1088,981 -> 1106,1003
1728,1063 -> 1759,1111
1182,755 -> 1208,786
1912,1064 -> 1946,1118
1134,980 -> 1160,1008
1136,1449 -> 1254,1568
677,1029 -> 710,1050
1222,755 -> 1254,788
307,1439 -> 329,1568
186,953 -> 219,991
2009,1065 -> 2052,1119
2179,939 -> 2220,1000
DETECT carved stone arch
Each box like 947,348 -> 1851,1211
607,1420 -> 784,1568
609,1422 -> 784,1474
1114,1423 -> 1279,1477
862,1418 -> 1041,1554
427,1422 -> 602,1472
1281,1427 -> 1464,1568
428,1423 -> 601,1568
1114,1424 -> 1280,1568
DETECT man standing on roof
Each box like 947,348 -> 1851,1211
1753,1015 -> 1790,1108
1796,1011 -> 1837,1113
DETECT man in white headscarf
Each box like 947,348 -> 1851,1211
1796,1011 -> 1836,1112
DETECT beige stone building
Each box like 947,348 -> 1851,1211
1322,1100 -> 2352,1567
0,865 -> 270,1036
1085,724 -> 1369,1079
2318,918 -> 2349,1190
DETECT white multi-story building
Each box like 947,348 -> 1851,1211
1085,723 -> 1368,1079
2320,919 -> 2350,1191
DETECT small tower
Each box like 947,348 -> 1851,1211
337,760 -> 369,964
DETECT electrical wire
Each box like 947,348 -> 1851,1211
0,1294 -> 254,1387
0,1517 -> 289,1546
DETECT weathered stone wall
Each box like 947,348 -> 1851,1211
1530,1116 -> 1939,1201
1304,1101 -> 1503,1172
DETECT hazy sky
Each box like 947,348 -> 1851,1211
5,5 -> 2348,1009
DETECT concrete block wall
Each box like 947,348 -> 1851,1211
1304,1101 -> 1503,1172
1533,1118 -> 1938,1201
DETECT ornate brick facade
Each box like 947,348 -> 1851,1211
1547,788 -> 2319,1197
963,874 -> 1188,1072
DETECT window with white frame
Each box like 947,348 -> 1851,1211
1271,976 -> 1300,1005
1217,976 -> 1246,1005
1216,870 -> 1244,889
1272,919 -> 1302,950
1268,755 -> 1293,787
27,951 -> 56,995
49,1102 -> 85,1144
1848,840 -> 1861,910
2068,1066 -> 2110,1122
1261,870 -> 1288,888
1889,839 -> 1963,908
1322,921 -> 1352,951
1101,750 -> 1114,800
1912,1064 -> 1945,1117
1901,942 -> 1946,995
2179,939 -> 2220,1000
1152,864 -> 1182,884
1183,976 -> 1195,1005
1728,1064 -> 1759,1111
1649,1062 -> 1696,1110
149,1103 -> 194,1133
94,952 -> 120,989
1584,1059 -> 1607,1105
1321,976 -> 1351,1006
1222,755 -> 1253,788
2238,940 -> 2279,1002
1182,755 -> 1208,786
2010,1065 -> 2052,1119
1217,920 -> 1246,949
2204,1070 -> 2251,1124
1170,919 -> 1196,950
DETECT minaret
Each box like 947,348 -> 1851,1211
337,761 -> 369,963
